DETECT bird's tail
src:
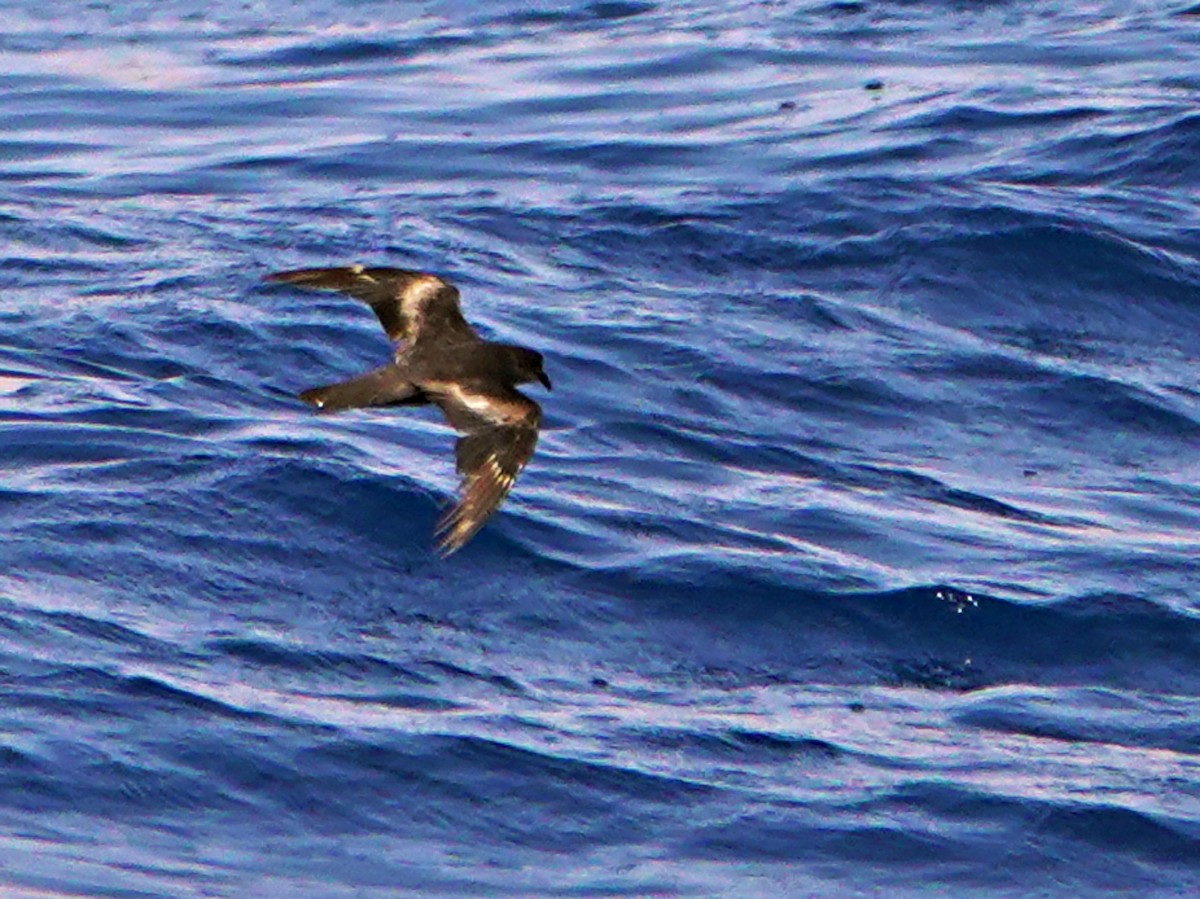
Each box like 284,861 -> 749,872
300,366 -> 424,412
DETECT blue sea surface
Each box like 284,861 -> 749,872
2,0 -> 1199,895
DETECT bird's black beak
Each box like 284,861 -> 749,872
538,371 -> 552,391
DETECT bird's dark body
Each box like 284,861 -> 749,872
300,341 -> 547,412
264,266 -> 551,555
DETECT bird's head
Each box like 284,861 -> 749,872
509,346 -> 552,391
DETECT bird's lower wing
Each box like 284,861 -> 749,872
430,385 -> 541,555
435,424 -> 539,555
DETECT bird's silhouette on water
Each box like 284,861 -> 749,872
264,266 -> 551,555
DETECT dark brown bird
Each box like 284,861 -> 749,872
264,265 -> 551,555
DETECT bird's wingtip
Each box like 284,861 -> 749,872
261,266 -> 374,288
433,519 -> 468,557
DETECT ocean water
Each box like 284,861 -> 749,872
1,0 -> 1199,894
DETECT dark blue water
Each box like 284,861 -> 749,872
2,0 -> 1199,894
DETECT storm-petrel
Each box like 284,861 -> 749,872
264,266 -> 551,555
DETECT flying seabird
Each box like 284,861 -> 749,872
264,266 -> 551,555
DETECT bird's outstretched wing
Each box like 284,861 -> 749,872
429,383 -> 541,555
264,266 -> 474,344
